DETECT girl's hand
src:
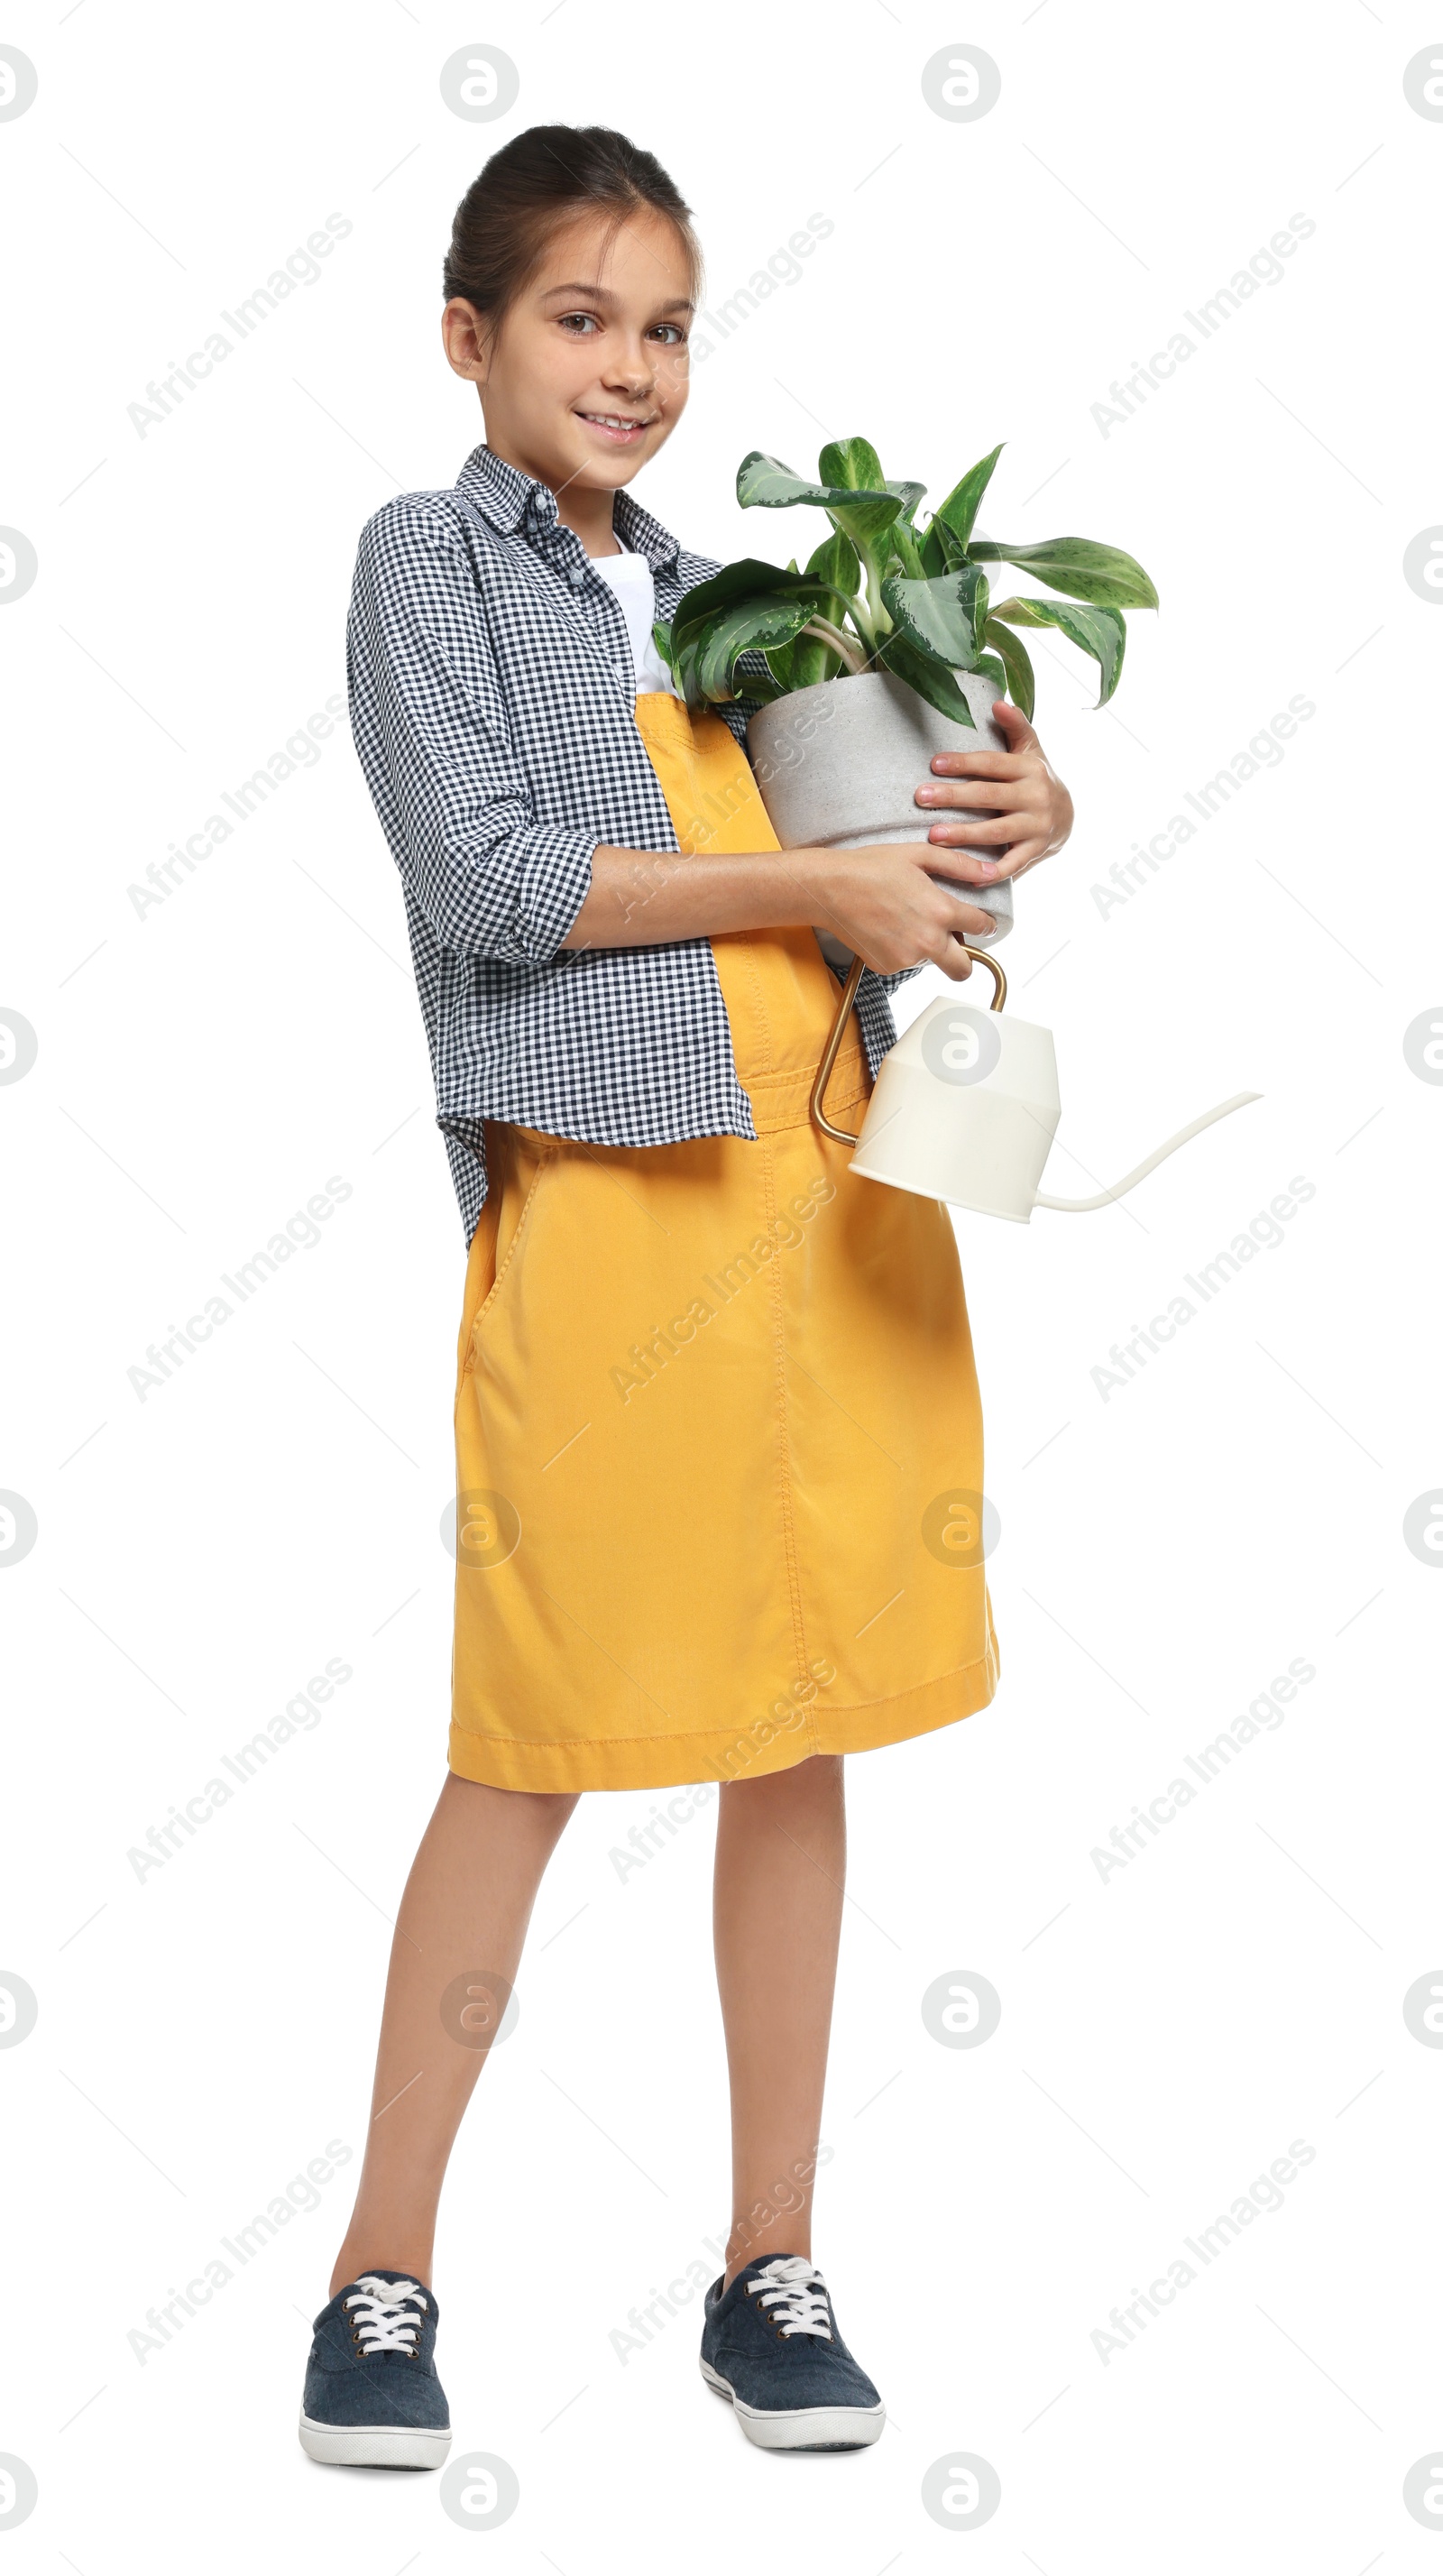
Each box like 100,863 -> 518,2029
913,702 -> 1074,885
802,841 -> 997,980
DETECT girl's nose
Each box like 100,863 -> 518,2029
606,345 -> 656,389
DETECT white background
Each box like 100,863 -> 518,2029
4,2 -> 1440,2566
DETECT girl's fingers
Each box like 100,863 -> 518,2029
926,812 -> 1034,847
930,837 -> 1047,886
988,700 -> 1043,753
983,842 -> 1045,881
917,777 -> 1029,812
922,850 -> 1005,891
928,750 -> 1028,783
927,849 -> 1017,884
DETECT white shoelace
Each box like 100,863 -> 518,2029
345,2274 -> 428,2355
745,2255 -> 832,2339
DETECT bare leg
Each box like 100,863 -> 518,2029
329,1772 -> 578,2295
712,1753 -> 846,2286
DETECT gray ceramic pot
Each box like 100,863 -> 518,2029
747,668 -> 1012,971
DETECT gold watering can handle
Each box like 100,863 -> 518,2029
811,946 -> 1009,1146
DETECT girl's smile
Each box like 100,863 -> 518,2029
573,407 -> 657,446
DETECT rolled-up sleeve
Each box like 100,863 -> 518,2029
348,499 -> 597,965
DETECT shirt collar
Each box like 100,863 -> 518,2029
455,442 -> 681,574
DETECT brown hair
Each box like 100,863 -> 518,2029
442,124 -> 703,346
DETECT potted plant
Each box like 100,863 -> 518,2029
654,438 -> 1156,957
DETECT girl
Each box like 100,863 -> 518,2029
299,124 -> 1074,2468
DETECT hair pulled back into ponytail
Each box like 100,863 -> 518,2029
442,124 -> 703,345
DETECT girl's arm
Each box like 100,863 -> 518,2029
569,704 -> 1071,976
350,501 -> 602,969
565,836 -> 1000,980
350,502 -> 1063,983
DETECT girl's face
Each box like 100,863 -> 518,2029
446,207 -> 693,499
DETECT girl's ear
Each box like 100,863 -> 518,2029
442,299 -> 491,385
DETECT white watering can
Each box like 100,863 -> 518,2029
813,947 -> 1260,1222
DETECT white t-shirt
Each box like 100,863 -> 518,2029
591,545 -> 679,696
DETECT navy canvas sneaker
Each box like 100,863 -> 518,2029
700,2253 -> 886,2451
299,2269 -> 452,2469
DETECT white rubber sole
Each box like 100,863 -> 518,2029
700,2357 -> 886,2452
298,2409 -> 452,2470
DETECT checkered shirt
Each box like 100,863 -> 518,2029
346,440 -> 919,1241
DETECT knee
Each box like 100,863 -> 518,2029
441,1772 -> 581,1837
722,1751 -> 842,1808
514,1785 -> 582,1842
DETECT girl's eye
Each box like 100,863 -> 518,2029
555,314 -> 687,345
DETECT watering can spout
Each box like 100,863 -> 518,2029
1033,1093 -> 1264,1210
812,953 -> 1262,1222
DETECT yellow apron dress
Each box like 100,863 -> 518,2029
449,692 -> 999,1792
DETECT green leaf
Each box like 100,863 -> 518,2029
734,449 -> 902,563
735,450 -> 822,510
671,557 -> 834,645
982,615 -> 1035,720
827,495 -> 905,559
975,652 -> 1008,696
876,630 -> 978,726
933,444 -> 1004,551
657,602 -> 786,711
918,511 -> 970,579
668,631 -> 709,711
810,438 -> 915,566
803,529 -> 868,624
880,564 -> 990,669
694,593 -> 829,704
817,436 -> 887,492
730,658 -> 786,704
990,594 -> 1126,704
736,449 -> 890,513
969,536 -> 1157,610
883,520 -> 925,580
767,630 -> 843,691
